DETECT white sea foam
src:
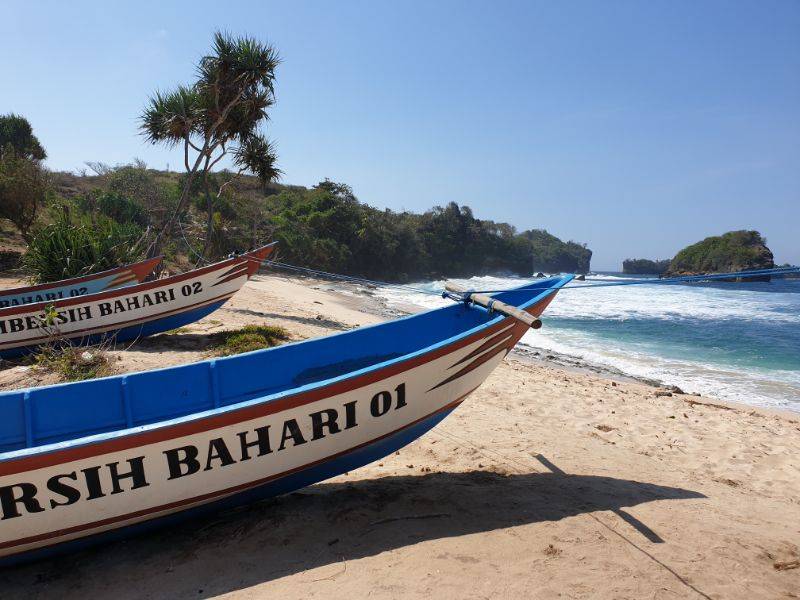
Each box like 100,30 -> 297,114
550,279 -> 800,324
374,275 -> 800,412
520,327 -> 800,411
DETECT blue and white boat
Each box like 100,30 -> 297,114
0,257 -> 162,309
0,274 -> 571,565
0,245 -> 275,358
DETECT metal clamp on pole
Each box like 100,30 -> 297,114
444,283 -> 543,330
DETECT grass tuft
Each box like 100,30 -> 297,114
164,327 -> 191,335
210,324 -> 290,356
33,344 -> 114,382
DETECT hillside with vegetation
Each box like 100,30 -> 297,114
622,258 -> 670,275
34,168 -> 590,281
666,230 -> 774,276
1,162 -> 593,282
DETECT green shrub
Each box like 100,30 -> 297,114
23,210 -> 145,283
108,164 -> 175,216
76,191 -> 148,227
210,324 -> 290,356
0,147 -> 48,242
190,193 -> 236,221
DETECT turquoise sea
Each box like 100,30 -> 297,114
374,273 -> 800,413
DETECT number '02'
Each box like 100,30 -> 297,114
370,383 -> 407,417
181,282 -> 203,297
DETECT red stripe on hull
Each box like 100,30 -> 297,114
128,256 -> 164,283
450,325 -> 515,368
243,244 -> 275,276
431,323 -> 527,390
212,267 -> 249,286
105,273 -> 137,288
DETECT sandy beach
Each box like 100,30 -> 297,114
0,273 -> 798,599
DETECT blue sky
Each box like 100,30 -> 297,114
2,0 -> 798,270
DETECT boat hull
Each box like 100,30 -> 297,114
1,399 -> 456,566
0,257 -> 162,309
0,275 -> 570,565
0,315 -> 532,563
0,246 -> 274,357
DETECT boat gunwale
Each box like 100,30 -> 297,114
0,274 -> 573,463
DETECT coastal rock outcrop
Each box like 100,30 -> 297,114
664,230 -> 774,277
622,258 -> 670,275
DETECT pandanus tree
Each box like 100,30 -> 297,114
140,32 -> 282,260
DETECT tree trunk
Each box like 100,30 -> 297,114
20,227 -> 33,245
200,171 -> 215,263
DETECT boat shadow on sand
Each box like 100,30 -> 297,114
1,467 -> 705,597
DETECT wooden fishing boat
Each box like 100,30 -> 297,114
0,274 -> 572,564
0,245 -> 275,358
0,257 -> 163,309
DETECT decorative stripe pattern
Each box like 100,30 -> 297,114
429,292 -> 557,391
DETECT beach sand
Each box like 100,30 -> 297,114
0,273 -> 798,599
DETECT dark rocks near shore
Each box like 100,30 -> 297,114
622,258 -> 670,275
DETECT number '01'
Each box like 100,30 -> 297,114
370,383 -> 407,417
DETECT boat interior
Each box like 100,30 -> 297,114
0,277 -> 570,455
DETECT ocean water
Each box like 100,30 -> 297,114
373,273 -> 800,413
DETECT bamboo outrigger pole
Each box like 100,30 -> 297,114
444,283 -> 543,329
